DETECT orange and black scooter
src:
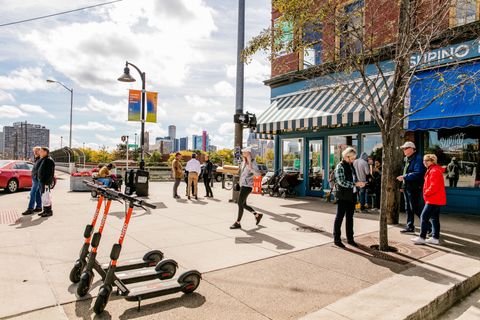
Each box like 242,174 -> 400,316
93,188 -> 201,314
75,182 -> 177,297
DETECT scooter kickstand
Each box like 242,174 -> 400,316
137,297 -> 142,312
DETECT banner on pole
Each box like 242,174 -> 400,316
128,90 -> 158,123
128,89 -> 141,121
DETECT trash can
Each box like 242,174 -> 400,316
124,169 -> 149,196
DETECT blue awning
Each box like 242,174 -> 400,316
408,61 -> 480,130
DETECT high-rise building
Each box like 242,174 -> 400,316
208,145 -> 217,152
3,122 -> 49,160
192,135 -> 203,150
179,137 -> 188,151
0,131 -> 4,157
168,125 -> 176,140
173,138 -> 180,152
143,131 -> 150,152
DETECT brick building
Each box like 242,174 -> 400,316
256,0 -> 480,213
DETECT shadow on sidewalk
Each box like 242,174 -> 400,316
235,226 -> 295,250
11,215 -> 50,229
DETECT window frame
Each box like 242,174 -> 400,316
302,22 -> 323,69
449,0 -> 480,27
336,0 -> 366,59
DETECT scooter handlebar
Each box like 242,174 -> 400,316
139,201 -> 156,209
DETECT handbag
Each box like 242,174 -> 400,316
42,188 -> 52,207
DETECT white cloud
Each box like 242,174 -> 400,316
60,121 -> 116,132
21,0 -> 217,96
226,58 -> 270,84
0,90 -> 14,103
218,122 -> 234,136
95,134 -> 120,145
0,67 -> 49,92
213,80 -> 235,97
193,112 -> 216,124
18,104 -> 55,118
184,94 -> 221,108
0,105 -> 27,118
73,106 -> 90,112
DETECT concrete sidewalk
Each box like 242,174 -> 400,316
1,172 -> 479,319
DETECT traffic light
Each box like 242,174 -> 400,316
233,112 -> 257,129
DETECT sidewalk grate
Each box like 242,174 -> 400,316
0,209 -> 21,224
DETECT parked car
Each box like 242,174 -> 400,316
0,160 -> 57,193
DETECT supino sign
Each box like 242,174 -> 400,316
410,39 -> 480,68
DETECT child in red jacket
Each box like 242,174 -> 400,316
412,154 -> 446,245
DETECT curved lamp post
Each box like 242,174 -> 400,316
118,61 -> 146,170
47,79 -> 74,149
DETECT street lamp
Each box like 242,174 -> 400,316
47,79 -> 74,149
118,61 -> 146,170
60,136 -> 63,148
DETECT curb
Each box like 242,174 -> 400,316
405,270 -> 480,320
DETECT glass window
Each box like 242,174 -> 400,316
454,0 -> 478,26
308,140 -> 323,191
303,23 -> 323,68
362,133 -> 383,156
281,138 -> 304,178
339,0 -> 364,58
274,19 -> 294,56
328,135 -> 358,169
424,127 -> 479,188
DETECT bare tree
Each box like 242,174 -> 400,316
244,0 -> 480,251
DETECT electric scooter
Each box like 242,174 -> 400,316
75,182 -> 176,297
93,188 -> 201,314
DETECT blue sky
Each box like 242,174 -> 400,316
0,0 -> 271,151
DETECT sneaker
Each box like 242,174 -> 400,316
188,196 -> 191,200
334,241 -> 346,248
347,240 -> 359,247
195,196 -> 198,200
426,237 -> 440,245
33,208 -> 43,213
255,213 -> 263,225
40,211 -> 53,217
400,228 -> 415,233
230,222 -> 241,229
22,209 -> 34,215
411,236 -> 426,245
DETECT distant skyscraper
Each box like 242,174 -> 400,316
179,137 -> 188,151
173,138 -> 180,152
0,131 -> 4,156
143,131 -> 150,152
208,145 -> 217,152
192,135 -> 203,150
3,122 -> 49,160
168,125 -> 176,140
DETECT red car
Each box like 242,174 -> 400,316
0,160 -> 56,193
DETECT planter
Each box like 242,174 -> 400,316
70,176 -> 93,192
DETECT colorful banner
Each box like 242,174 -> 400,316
146,91 -> 157,123
128,89 -> 141,121
127,90 -> 158,123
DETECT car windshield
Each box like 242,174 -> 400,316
0,160 -> 11,168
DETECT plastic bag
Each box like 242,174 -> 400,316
42,189 -> 52,207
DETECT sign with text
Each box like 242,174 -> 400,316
128,90 -> 158,123
410,39 -> 480,68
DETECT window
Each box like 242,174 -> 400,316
362,133 -> 383,156
308,140 -> 323,191
281,138 -> 304,178
303,23 -> 323,68
339,0 -> 365,59
424,128 -> 480,188
13,162 -> 29,170
274,18 -> 294,56
451,0 -> 479,26
328,135 -> 358,169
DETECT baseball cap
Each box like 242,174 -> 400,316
400,141 -> 416,149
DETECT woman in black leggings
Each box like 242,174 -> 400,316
230,147 -> 263,229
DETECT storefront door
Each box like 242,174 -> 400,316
306,139 -> 325,196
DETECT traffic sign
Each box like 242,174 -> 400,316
128,144 -> 138,149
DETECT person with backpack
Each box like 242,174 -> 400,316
37,147 -> 55,217
446,157 -> 460,187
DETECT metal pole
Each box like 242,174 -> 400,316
140,72 -> 146,170
69,88 -> 73,149
126,136 -> 129,171
234,0 -> 245,150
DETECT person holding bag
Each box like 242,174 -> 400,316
37,147 -> 55,217
230,147 -> 263,229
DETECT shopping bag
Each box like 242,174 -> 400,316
42,189 -> 52,207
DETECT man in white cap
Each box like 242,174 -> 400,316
396,141 -> 426,233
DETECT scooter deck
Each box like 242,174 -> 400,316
101,258 -> 157,272
115,267 -> 163,285
124,278 -> 183,301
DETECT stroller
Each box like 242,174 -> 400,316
262,171 -> 280,196
277,171 -> 302,198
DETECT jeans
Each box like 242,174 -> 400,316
204,176 -> 213,197
419,204 -> 441,239
358,186 -> 368,209
28,177 -> 42,209
404,187 -> 423,229
173,178 -> 181,196
237,186 -> 255,222
333,200 -> 355,242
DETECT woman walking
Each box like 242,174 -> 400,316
230,147 -> 263,229
412,154 -> 446,245
203,155 -> 214,198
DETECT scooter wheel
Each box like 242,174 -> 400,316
142,250 -> 164,265
93,285 -> 112,314
90,190 -> 97,198
180,273 -> 201,294
155,260 -> 177,280
69,260 -> 84,283
77,271 -> 94,297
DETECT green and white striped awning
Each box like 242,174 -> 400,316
256,75 -> 393,135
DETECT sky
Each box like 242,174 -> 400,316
0,0 -> 271,151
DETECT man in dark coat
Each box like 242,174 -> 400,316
37,147 -> 55,217
203,155 -> 214,198
397,141 -> 426,233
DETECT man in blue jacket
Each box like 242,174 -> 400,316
396,142 -> 425,233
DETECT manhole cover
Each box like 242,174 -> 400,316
0,210 -> 21,224
294,226 -> 325,233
